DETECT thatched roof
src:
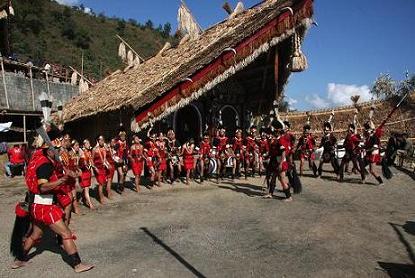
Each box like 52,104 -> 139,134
63,0 -> 314,128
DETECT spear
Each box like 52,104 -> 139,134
377,91 -> 410,130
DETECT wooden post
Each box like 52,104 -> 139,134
29,66 -> 35,110
23,114 -> 27,143
0,52 -> 10,109
273,48 -> 280,102
45,71 -> 51,97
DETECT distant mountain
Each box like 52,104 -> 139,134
7,0 -> 174,80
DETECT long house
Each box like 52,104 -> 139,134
62,0 -> 315,143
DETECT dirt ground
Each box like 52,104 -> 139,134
0,164 -> 414,278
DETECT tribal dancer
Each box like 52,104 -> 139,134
129,135 -> 144,192
167,129 -> 181,184
362,106 -> 384,185
339,118 -> 364,182
79,139 -> 94,209
296,124 -> 317,176
232,129 -> 244,178
258,127 -> 270,176
156,133 -> 168,185
59,134 -> 80,222
114,129 -> 129,193
198,133 -> 211,183
264,119 -> 292,201
92,136 -> 110,204
282,120 -> 302,194
10,126 -> 93,273
214,127 -> 228,182
317,112 -> 339,178
225,143 -> 236,181
181,139 -> 195,185
144,134 -> 157,188
244,126 -> 258,178
69,140 -> 82,213
362,122 -> 383,185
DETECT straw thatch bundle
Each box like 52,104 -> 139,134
127,50 -> 134,66
70,71 -> 77,85
118,42 -> 127,61
230,2 -> 245,19
157,42 -> 172,57
178,0 -> 202,39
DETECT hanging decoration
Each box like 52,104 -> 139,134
70,71 -> 78,85
289,30 -> 308,72
127,50 -> 134,66
118,42 -> 127,61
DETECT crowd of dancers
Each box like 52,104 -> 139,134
10,103 -> 395,272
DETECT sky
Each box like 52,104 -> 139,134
56,0 -> 415,111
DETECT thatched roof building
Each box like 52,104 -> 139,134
62,0 -> 314,140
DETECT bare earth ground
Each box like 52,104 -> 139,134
0,164 -> 414,278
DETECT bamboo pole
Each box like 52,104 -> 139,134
45,71 -> 51,97
0,52 -> 10,109
29,66 -> 35,110
115,34 -> 144,62
23,114 -> 27,143
81,51 -> 84,76
69,66 -> 93,85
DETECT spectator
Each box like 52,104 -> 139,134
5,144 -> 26,177
397,133 -> 414,167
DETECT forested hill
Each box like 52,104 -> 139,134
8,0 -> 174,79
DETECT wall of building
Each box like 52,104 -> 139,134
0,71 -> 78,111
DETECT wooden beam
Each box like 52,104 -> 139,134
273,47 -> 280,102
0,52 -> 10,109
23,115 -> 27,143
29,67 -> 35,110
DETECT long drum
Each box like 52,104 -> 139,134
314,147 -> 324,161
196,158 -> 217,175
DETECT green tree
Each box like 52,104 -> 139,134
162,23 -> 172,37
145,20 -> 154,29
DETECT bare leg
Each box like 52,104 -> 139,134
64,202 -> 73,226
300,157 -> 304,176
49,220 -> 94,273
117,167 -> 125,193
98,184 -> 105,204
83,187 -> 94,209
186,169 -> 190,185
134,175 -> 141,192
106,173 -> 113,200
72,189 -> 80,214
279,171 -> 292,201
12,224 -> 43,269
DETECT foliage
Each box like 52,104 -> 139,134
8,0 -> 174,79
370,74 -> 396,99
371,73 -> 415,99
